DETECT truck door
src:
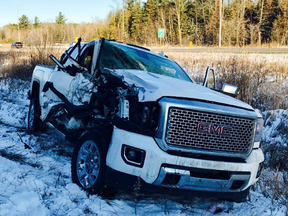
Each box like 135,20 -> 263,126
41,44 -> 95,118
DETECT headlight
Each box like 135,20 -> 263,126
254,109 -> 264,148
130,101 -> 159,132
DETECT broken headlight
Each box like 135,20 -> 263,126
129,101 -> 159,132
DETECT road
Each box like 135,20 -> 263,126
1,45 -> 288,54
149,47 -> 288,54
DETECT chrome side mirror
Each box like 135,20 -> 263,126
222,83 -> 238,97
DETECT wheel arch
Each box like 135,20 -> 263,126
72,126 -> 111,193
30,80 -> 40,100
79,125 -> 113,148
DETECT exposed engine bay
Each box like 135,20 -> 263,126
40,39 -> 160,139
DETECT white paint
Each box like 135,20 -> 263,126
107,127 -> 264,189
112,69 -> 253,110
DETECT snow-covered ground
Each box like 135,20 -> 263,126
0,79 -> 287,215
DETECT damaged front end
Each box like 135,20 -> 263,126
43,39 -> 160,139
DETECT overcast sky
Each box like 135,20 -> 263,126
0,0 -> 122,27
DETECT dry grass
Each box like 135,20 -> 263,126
1,49 -> 288,111
259,168 -> 288,206
0,46 -> 65,81
169,52 -> 288,111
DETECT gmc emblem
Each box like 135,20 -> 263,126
197,123 -> 232,136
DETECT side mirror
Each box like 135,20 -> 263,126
203,66 -> 215,89
222,83 -> 238,97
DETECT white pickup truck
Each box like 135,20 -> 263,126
28,38 -> 264,201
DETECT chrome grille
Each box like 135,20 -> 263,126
165,108 -> 255,153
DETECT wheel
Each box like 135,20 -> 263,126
71,132 -> 107,194
27,98 -> 42,134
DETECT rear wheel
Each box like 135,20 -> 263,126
27,98 -> 42,134
71,133 -> 106,194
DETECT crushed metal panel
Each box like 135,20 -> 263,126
68,72 -> 97,105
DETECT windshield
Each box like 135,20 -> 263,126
98,40 -> 192,82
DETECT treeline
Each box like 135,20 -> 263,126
0,0 -> 287,46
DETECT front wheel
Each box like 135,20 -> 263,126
71,133 -> 106,194
27,98 -> 42,134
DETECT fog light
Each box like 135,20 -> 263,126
127,149 -> 137,160
121,145 -> 146,168
229,180 -> 245,190
162,174 -> 181,186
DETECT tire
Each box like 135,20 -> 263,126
71,132 -> 107,194
27,98 -> 42,134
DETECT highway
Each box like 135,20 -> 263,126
149,47 -> 288,54
1,45 -> 288,54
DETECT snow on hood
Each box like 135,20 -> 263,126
112,69 -> 254,110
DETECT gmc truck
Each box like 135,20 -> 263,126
28,38 -> 264,201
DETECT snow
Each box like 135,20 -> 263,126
262,110 -> 288,146
0,79 -> 287,215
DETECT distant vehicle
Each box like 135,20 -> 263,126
11,42 -> 23,49
69,41 -> 76,46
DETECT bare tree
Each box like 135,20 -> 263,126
219,0 -> 222,47
258,0 -> 264,45
174,0 -> 186,45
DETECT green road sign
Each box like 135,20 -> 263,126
158,28 -> 165,38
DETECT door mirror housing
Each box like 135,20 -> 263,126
222,83 -> 238,97
203,66 -> 215,89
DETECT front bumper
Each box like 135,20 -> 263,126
106,127 -> 264,193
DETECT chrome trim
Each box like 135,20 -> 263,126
155,97 -> 258,158
153,166 -> 250,192
253,141 -> 261,149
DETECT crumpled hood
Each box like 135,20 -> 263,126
112,69 -> 254,111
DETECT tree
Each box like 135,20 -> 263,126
34,16 -> 40,28
219,0 -> 222,47
19,15 -> 29,29
142,0 -> 157,44
258,0 -> 264,45
261,0 -> 281,43
55,12 -> 67,24
129,1 -> 142,42
174,0 -> 187,45
0,30 -> 6,41
272,0 -> 288,45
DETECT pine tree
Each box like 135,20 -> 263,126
130,1 -> 142,42
34,16 -> 40,28
55,12 -> 67,25
271,0 -> 288,45
261,0 -> 281,43
19,15 -> 29,29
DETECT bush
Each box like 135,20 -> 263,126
0,46 -> 64,81
169,52 -> 288,111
